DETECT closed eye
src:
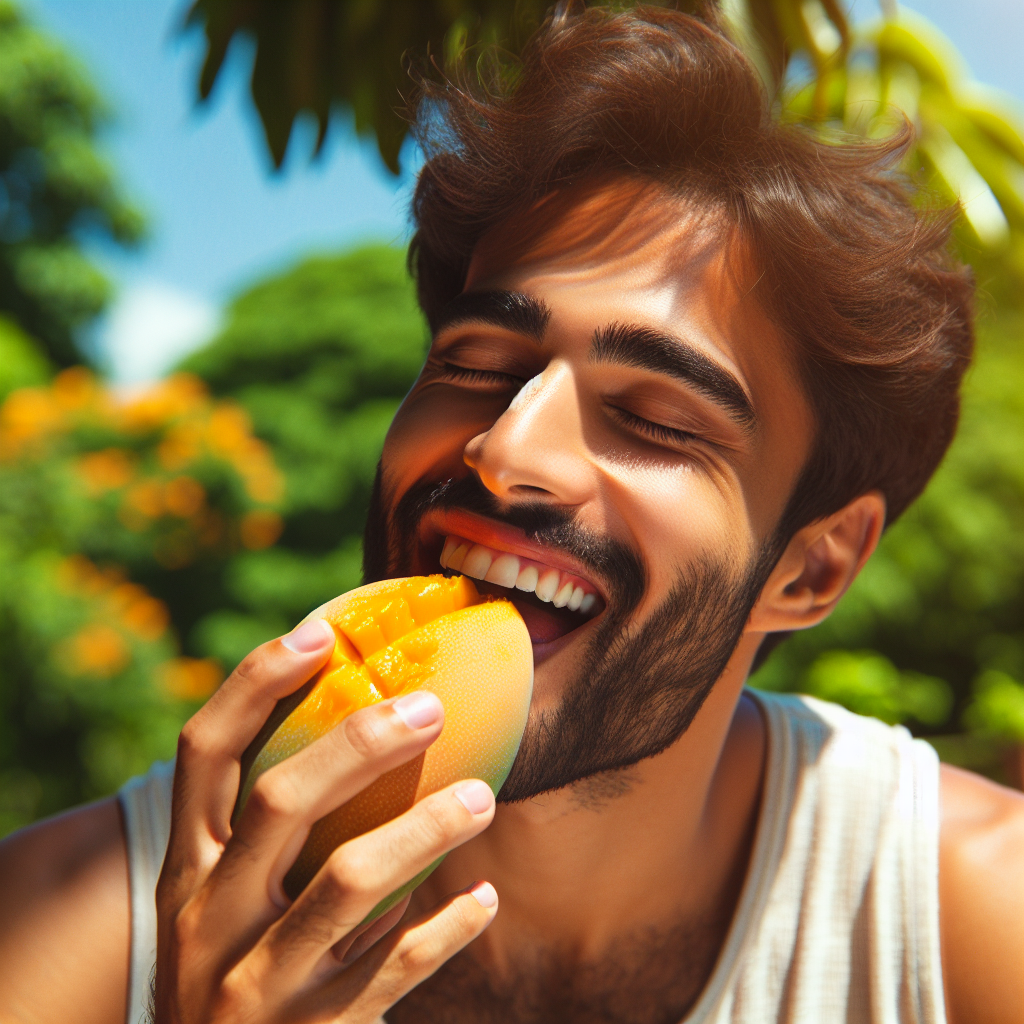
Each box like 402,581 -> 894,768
437,362 -> 526,390
610,406 -> 699,447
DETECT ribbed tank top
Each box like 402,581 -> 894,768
118,690 -> 946,1024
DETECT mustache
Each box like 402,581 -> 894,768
389,473 -> 647,613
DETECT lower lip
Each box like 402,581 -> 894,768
530,628 -> 589,665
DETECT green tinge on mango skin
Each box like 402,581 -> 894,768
362,856 -> 448,924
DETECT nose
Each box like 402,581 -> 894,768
463,361 -> 594,504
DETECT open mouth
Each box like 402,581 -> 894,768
438,533 -> 606,646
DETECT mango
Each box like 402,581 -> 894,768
235,574 -> 533,912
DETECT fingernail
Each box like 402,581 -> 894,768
392,691 -> 443,730
453,780 -> 494,815
281,618 -> 334,654
469,881 -> 498,909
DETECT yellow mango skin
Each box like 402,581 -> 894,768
235,575 -> 533,907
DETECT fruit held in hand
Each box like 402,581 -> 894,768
236,574 -> 533,910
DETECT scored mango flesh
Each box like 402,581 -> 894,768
236,574 -> 533,906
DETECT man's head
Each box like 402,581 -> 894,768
362,4 -> 973,799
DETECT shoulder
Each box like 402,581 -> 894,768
0,797 -> 129,1024
939,764 -> 1024,1024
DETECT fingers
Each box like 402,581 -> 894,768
335,895 -> 412,969
200,693 -> 446,929
315,882 -> 499,1022
161,620 -> 336,906
251,778 -> 496,989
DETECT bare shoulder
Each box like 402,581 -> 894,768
0,797 -> 129,1024
938,763 -> 1024,1024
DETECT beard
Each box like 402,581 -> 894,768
362,465 -> 779,803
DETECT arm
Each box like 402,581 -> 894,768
939,762 -> 1024,1024
0,798 -> 129,1024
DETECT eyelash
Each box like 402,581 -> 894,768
611,407 -> 698,447
436,362 -> 525,389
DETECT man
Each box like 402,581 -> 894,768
1,5 -> 1021,1023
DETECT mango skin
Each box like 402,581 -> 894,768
235,575 -> 533,911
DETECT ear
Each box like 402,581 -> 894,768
748,491 -> 886,634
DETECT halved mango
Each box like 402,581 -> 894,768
235,575 -> 533,911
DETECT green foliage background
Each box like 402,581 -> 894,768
0,0 -> 1022,838
180,248 -> 426,668
0,1 -> 144,367
750,308 -> 1024,778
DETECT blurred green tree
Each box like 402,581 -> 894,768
180,246 -> 426,669
0,1 -> 145,367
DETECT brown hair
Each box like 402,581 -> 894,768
407,1 -> 974,543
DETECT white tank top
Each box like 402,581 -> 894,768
118,690 -> 946,1024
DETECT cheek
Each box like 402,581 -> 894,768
382,386 -> 499,492
623,462 -> 755,604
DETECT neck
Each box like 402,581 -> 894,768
417,631 -> 768,973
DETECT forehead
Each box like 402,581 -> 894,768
466,179 -> 800,398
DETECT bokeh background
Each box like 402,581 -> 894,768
1,0 -> 1021,836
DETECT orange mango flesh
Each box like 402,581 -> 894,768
236,575 -> 533,910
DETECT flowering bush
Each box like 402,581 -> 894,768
0,368 -> 284,833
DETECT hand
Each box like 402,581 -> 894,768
153,618 -> 498,1023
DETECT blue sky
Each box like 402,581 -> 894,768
24,0 -> 1024,382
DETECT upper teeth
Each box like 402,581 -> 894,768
440,535 -> 599,616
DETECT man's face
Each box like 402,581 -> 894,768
365,183 -> 811,799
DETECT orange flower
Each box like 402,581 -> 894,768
119,373 -> 208,431
57,624 -> 130,678
0,388 -> 63,456
196,509 -> 225,547
158,657 -> 223,700
56,555 -> 125,596
109,583 -> 170,641
76,448 -> 136,494
164,476 -> 205,518
157,425 -> 202,470
240,509 -> 284,550
125,479 -> 164,519
52,367 -> 99,413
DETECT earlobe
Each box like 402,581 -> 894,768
748,491 -> 886,634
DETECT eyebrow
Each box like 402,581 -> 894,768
590,323 -> 757,431
433,290 -> 552,342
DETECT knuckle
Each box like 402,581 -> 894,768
246,770 -> 298,823
214,963 -> 259,1016
170,900 -> 202,950
228,650 -> 264,692
408,800 -> 456,853
343,707 -> 392,760
324,847 -> 376,898
176,718 -> 213,763
397,936 -> 440,977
